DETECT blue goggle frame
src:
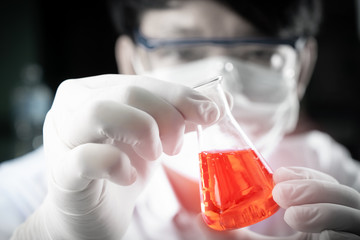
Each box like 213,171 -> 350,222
134,29 -> 304,50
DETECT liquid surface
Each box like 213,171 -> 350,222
199,149 -> 279,231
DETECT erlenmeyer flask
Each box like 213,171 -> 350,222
195,76 -> 279,231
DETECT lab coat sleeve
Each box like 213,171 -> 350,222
0,147 -> 47,239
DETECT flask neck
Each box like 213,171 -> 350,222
195,76 -> 255,152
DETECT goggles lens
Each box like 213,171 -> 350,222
134,30 -> 304,72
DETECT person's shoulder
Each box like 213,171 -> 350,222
285,129 -> 332,142
284,130 -> 351,158
273,130 -> 360,186
270,130 -> 353,169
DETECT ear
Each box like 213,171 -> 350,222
297,37 -> 318,99
115,35 -> 136,74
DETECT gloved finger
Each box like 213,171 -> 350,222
58,100 -> 163,161
125,86 -> 185,155
273,167 -> 338,184
284,203 -> 360,235
195,214 -> 304,240
184,90 -> 233,133
52,143 -> 137,191
128,76 -> 220,125
273,179 -> 360,209
320,230 -> 360,240
75,74 -> 221,125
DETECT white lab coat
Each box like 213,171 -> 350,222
0,130 -> 359,239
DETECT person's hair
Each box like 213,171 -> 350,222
108,0 -> 322,39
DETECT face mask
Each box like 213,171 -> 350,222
219,57 -> 300,157
135,56 -> 300,179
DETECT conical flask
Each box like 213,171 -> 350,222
194,76 -> 279,231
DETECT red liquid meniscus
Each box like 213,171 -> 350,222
199,148 -> 279,231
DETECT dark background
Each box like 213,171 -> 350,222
1,0 -> 360,162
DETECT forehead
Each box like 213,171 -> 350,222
139,0 -> 262,39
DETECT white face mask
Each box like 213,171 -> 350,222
135,56 -> 300,179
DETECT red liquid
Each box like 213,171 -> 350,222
199,149 -> 279,231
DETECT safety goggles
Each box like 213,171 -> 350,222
133,29 -> 306,73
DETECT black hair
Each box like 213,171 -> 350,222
108,0 -> 322,39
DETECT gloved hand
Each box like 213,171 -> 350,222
197,166 -> 360,240
11,74 -> 220,240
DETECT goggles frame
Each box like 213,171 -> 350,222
134,29 -> 305,50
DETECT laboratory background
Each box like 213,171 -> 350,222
1,0 -> 360,163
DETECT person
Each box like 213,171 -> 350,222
1,0 -> 360,239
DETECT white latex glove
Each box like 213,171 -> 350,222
11,74 -> 220,240
197,167 -> 360,240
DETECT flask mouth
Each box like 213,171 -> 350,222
192,76 -> 223,89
